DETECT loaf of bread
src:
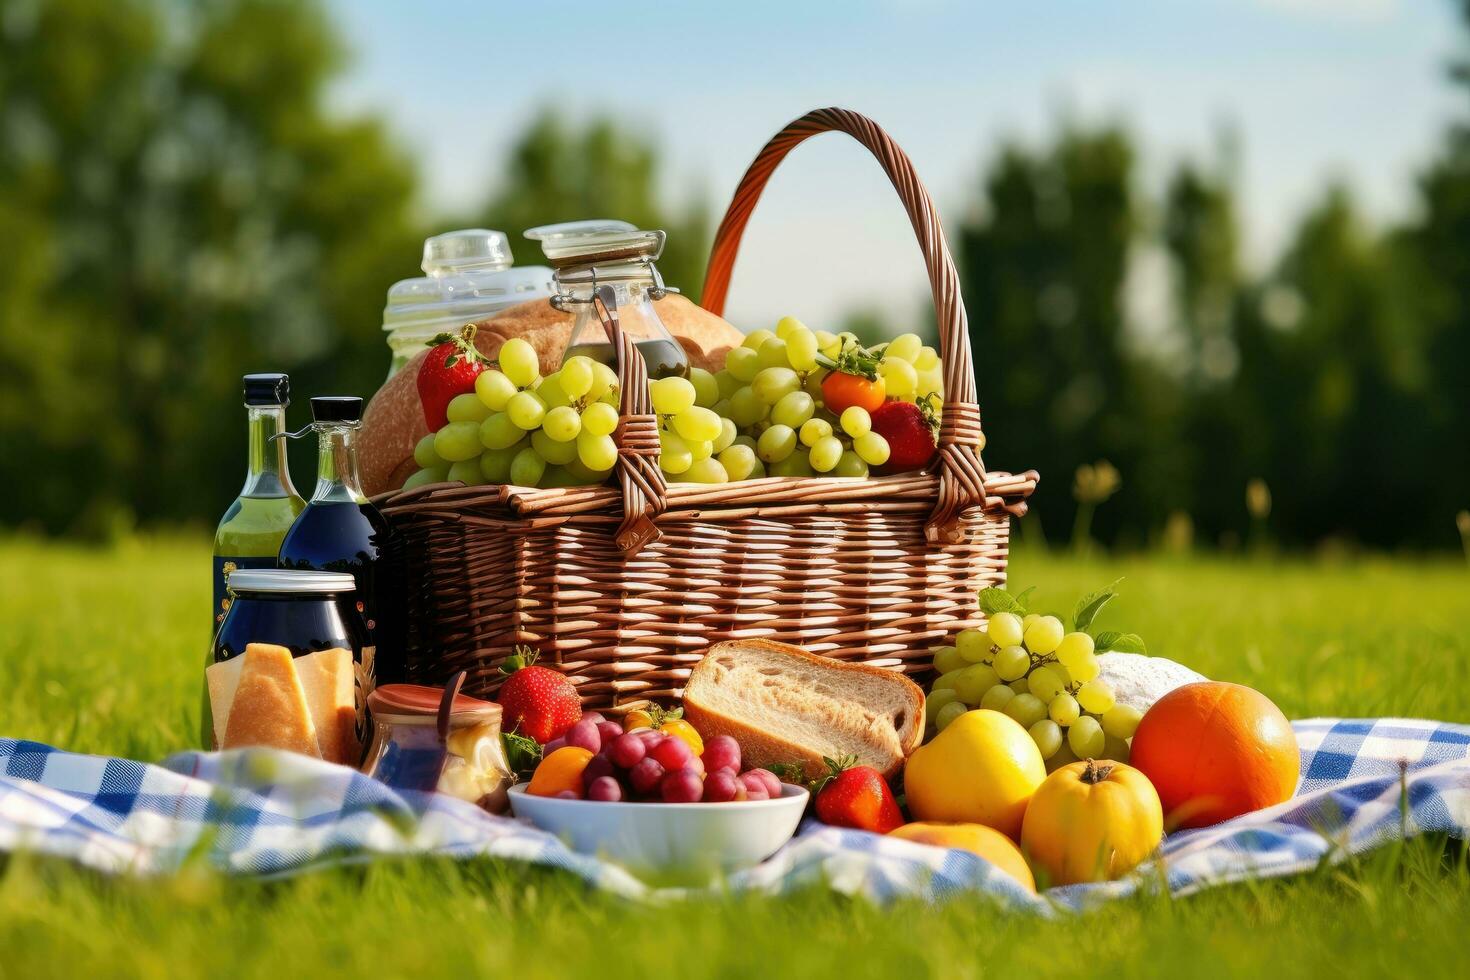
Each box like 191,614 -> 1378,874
681,640 -> 927,781
207,643 -> 361,765
360,294 -> 747,495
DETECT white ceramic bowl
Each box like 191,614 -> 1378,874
508,782 -> 809,881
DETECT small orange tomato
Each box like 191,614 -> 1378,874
623,709 -> 655,731
821,371 -> 886,414
526,746 -> 593,797
660,719 -> 704,755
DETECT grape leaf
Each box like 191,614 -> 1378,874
1093,631 -> 1147,654
978,587 -> 1027,615
1072,578 -> 1122,633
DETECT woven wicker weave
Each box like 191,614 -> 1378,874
376,108 -> 1038,709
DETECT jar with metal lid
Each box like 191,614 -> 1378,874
363,681 -> 511,813
525,220 -> 690,379
204,568 -> 372,751
381,229 -> 555,379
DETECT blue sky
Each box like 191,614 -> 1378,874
326,0 -> 1459,329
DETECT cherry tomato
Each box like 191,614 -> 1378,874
822,371 -> 886,414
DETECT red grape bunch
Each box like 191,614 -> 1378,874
538,712 -> 787,804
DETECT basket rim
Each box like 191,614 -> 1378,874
374,468 -> 1036,521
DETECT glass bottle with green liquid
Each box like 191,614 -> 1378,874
212,373 -> 305,634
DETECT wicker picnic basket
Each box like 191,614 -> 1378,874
376,107 -> 1038,709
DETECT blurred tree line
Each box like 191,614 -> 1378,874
0,0 -> 706,537
0,0 -> 1466,550
960,2 -> 1470,552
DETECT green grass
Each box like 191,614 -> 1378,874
1,536 -> 1468,979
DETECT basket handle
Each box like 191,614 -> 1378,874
703,107 -> 995,541
593,285 -> 667,553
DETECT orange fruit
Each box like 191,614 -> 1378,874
888,822 -> 1036,893
1130,681 -> 1299,829
526,746 -> 594,797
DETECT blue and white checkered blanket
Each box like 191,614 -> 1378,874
2,718 -> 1466,910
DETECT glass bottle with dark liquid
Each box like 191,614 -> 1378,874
524,220 -> 690,380
277,396 -> 399,685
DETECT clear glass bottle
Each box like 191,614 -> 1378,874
381,229 -> 554,380
277,397 -> 397,686
525,221 -> 690,379
212,374 -> 305,635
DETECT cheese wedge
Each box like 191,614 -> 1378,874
222,643 -> 320,757
205,653 -> 248,749
295,647 -> 358,765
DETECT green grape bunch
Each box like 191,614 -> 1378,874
402,338 -> 625,491
403,313 -> 949,491
926,581 -> 1146,772
651,374 -> 739,483
717,316 -> 946,480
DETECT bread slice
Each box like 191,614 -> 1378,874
294,647 -> 359,765
205,653 -> 248,749
682,640 -> 926,781
221,644 -> 320,757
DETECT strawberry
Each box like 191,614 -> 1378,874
495,646 -> 582,744
812,756 -> 906,834
417,324 -> 491,430
869,400 -> 938,472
